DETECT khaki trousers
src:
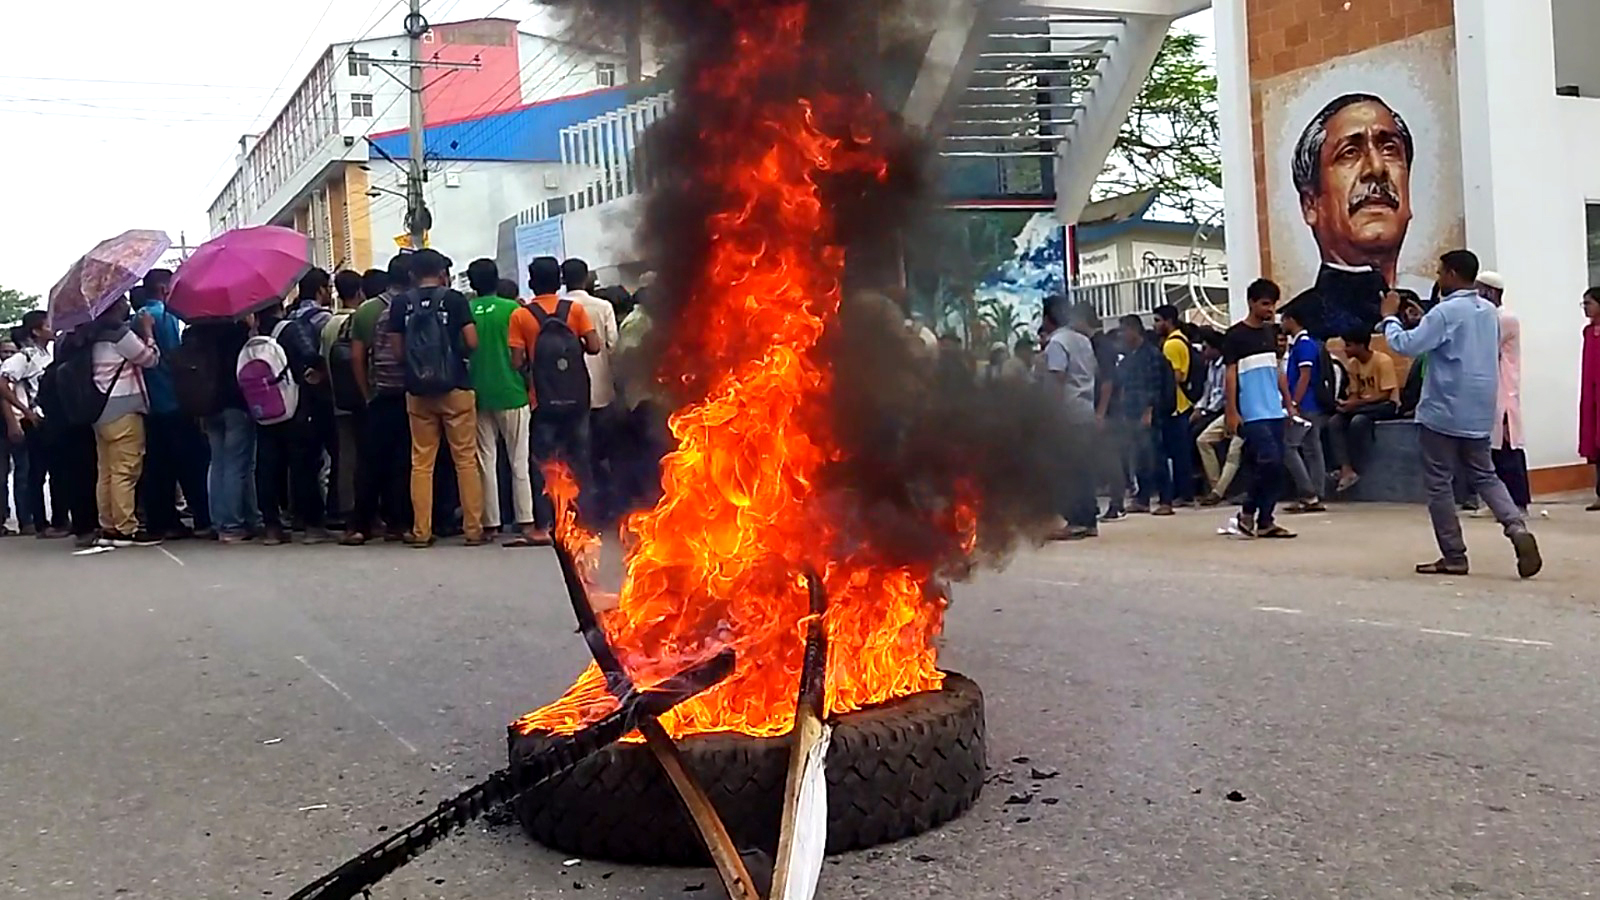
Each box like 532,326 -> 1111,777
95,413 -> 146,536
406,390 -> 484,541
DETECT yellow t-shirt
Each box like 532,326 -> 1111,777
1347,351 -> 1399,405
1163,333 -> 1192,414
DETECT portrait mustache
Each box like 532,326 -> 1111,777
1348,177 -> 1402,214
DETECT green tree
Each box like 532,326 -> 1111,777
0,287 -> 42,328
1095,31 -> 1221,218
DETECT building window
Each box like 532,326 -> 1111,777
348,52 -> 370,77
1587,204 -> 1600,286
596,62 -> 617,87
350,92 -> 374,118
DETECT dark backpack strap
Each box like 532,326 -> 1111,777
530,300 -> 556,325
554,299 -> 573,324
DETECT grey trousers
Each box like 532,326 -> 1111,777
1418,425 -> 1526,563
1284,412 -> 1328,499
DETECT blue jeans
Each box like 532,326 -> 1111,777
206,409 -> 260,535
1156,409 -> 1193,504
1,437 -> 31,529
1237,418 -> 1286,528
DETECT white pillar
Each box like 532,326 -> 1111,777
1453,0 -> 1585,470
1213,0 -> 1257,322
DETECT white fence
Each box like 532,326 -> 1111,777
1071,261 -> 1211,324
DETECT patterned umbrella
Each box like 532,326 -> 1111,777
47,229 -> 172,334
168,226 -> 311,322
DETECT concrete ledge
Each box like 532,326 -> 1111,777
1344,419 -> 1427,505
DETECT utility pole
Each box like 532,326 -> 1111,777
404,0 -> 428,250
378,6 -> 479,251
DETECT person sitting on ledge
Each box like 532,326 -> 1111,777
1327,330 -> 1400,494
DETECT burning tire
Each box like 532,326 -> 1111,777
507,673 -> 985,865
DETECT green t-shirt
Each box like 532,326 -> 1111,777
351,296 -> 387,345
468,294 -> 528,411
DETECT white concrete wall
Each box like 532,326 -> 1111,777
1212,0 -> 1257,321
518,34 -> 625,103
1552,0 -> 1600,98
362,159 -> 595,271
1456,0 -> 1588,469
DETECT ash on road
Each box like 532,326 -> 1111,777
4,502 -> 1599,899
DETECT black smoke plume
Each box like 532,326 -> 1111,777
546,0 -> 1081,575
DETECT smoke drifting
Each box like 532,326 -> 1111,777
549,0 -> 1078,575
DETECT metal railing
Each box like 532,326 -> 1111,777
1071,261 -> 1208,323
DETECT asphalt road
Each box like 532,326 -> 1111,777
4,503 -> 1600,899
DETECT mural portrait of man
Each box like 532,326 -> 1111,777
1287,92 -> 1417,339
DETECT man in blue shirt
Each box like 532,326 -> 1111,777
136,269 -> 213,539
1223,279 -> 1298,538
1379,249 -> 1540,579
1279,304 -> 1328,512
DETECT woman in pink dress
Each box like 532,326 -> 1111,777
1581,289 -> 1600,509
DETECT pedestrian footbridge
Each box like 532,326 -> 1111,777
497,0 -> 1211,283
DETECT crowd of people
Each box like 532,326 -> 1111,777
1029,249 -> 1552,578
0,250 -> 662,550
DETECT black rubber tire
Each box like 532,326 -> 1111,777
508,672 -> 985,866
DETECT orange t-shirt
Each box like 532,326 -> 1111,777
509,294 -> 595,407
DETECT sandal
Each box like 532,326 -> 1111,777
1415,559 -> 1470,576
1259,524 -> 1298,539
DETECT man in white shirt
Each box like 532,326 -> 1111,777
1,311 -> 55,535
561,258 -> 621,519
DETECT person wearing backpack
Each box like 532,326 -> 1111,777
341,257 -> 411,545
1153,305 -> 1196,514
135,269 -> 214,540
170,318 -> 259,543
463,258 -> 541,547
386,248 -> 486,548
321,269 -> 367,528
244,300 -> 331,545
562,259 -> 622,521
511,256 -> 601,541
83,298 -> 162,546
1279,304 -> 1329,513
289,267 -> 342,526
0,312 -> 67,538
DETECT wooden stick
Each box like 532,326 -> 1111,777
769,571 -> 831,900
551,541 -> 760,900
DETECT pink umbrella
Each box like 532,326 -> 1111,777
48,229 -> 172,334
168,225 -> 312,321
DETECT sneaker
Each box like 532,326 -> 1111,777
1100,509 -> 1128,523
73,533 -> 99,549
1510,529 -> 1542,579
1416,558 -> 1470,576
127,531 -> 164,547
97,532 -> 134,548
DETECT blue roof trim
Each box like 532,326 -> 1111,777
369,87 -> 635,163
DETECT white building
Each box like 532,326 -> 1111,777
207,16 -> 632,272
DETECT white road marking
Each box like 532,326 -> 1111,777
158,547 -> 185,567
293,655 -> 419,754
1021,578 -> 1079,588
1482,635 -> 1554,648
1348,618 -> 1399,628
1254,606 -> 1304,615
1419,628 -> 1475,639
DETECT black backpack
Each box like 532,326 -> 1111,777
328,314 -> 363,412
529,298 -> 590,411
51,341 -> 122,428
1176,337 -> 1208,404
1314,342 -> 1347,411
403,288 -> 465,396
171,327 -> 223,418
1154,345 -> 1179,417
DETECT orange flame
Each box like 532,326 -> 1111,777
516,1 -> 975,740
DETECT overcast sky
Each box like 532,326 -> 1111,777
0,1 -> 1214,301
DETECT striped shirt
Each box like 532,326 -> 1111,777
1223,320 -> 1284,423
92,329 -> 161,425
